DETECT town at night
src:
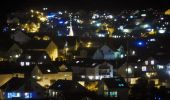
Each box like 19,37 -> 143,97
0,0 -> 170,100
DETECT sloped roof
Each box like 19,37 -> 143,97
49,80 -> 87,93
0,34 -> 15,52
37,63 -> 58,74
0,77 -> 26,91
0,77 -> 45,92
18,50 -> 51,62
21,40 -> 51,50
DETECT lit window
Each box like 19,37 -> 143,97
44,55 -> 47,59
8,92 -> 21,98
47,69 -> 51,73
142,66 -> 147,71
27,56 -> 31,59
88,76 -> 94,80
81,75 -> 85,78
76,61 -> 80,64
110,91 -> 118,97
132,50 -> 135,55
118,84 -> 124,87
95,76 -> 99,80
157,65 -> 164,69
24,92 -> 32,99
151,60 -> 155,65
20,62 -> 25,66
126,68 -> 132,74
26,62 -> 30,66
145,61 -> 148,65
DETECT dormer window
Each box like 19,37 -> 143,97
151,60 -> 154,65
145,61 -> 148,65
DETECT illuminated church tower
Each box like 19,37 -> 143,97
68,16 -> 74,36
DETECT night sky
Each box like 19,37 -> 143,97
0,0 -> 170,29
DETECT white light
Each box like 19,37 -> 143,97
151,60 -> 155,65
141,14 -> 146,17
123,29 -> 130,33
47,69 -> 51,73
28,56 -> 31,59
76,61 -> 80,64
11,28 -> 16,31
58,11 -> 63,15
157,65 -> 164,69
142,66 -> 147,71
26,62 -> 30,66
15,55 -> 19,58
132,50 -> 135,55
149,38 -> 156,42
138,59 -> 141,62
108,15 -> 113,19
96,23 -> 101,27
44,55 -> 47,59
143,24 -> 150,28
134,66 -> 138,69
95,76 -> 99,80
92,63 -> 96,66
160,17 -> 164,20
81,75 -> 85,78
130,16 -> 133,18
158,29 -> 166,34
88,76 -> 94,80
120,54 -> 124,58
20,62 -> 24,66
145,61 -> 148,65
126,68 -> 132,74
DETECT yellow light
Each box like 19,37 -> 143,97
165,9 -> 170,15
86,42 -> 92,48
30,9 -> 34,13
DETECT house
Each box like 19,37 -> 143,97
0,35 -> 22,61
92,45 -> 125,60
22,40 -> 58,61
18,50 -> 51,66
72,60 -> 116,82
98,77 -> 129,100
10,31 -> 31,44
118,56 -> 160,85
48,80 -> 89,100
0,77 -> 46,100
30,63 -> 72,87
0,62 -> 25,87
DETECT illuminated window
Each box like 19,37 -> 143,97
110,91 -> 118,97
24,93 -> 32,99
151,60 -> 155,65
26,62 -> 30,66
157,65 -> 164,69
27,56 -> 31,59
8,92 -> 21,98
145,61 -> 148,65
44,55 -> 47,59
88,76 -> 94,80
134,66 -> 138,69
142,66 -> 147,71
126,68 -> 132,74
81,75 -> 85,78
20,62 -> 25,66
47,69 -> 51,73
